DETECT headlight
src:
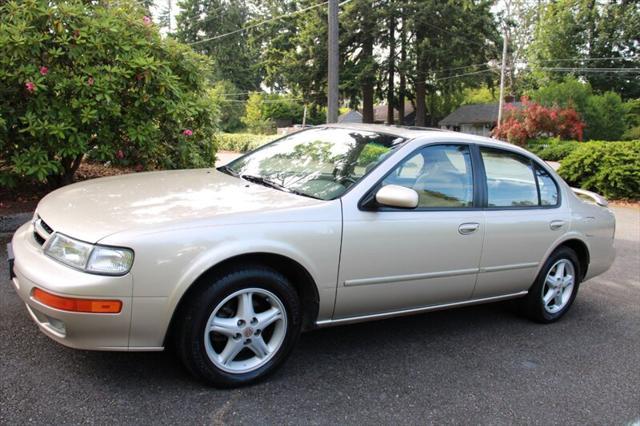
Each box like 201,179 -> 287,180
44,233 -> 134,275
87,245 -> 134,275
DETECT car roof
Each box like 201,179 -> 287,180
320,122 -> 444,139
318,122 -> 533,157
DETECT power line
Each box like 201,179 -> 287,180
523,66 -> 640,73
189,0 -> 352,46
533,57 -> 638,63
434,69 -> 495,81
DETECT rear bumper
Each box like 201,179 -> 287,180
10,223 -> 134,350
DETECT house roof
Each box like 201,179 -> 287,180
338,103 -> 416,124
439,102 -> 522,126
338,110 -> 363,123
373,102 -> 415,122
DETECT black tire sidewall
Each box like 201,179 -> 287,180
527,247 -> 582,323
177,266 -> 302,387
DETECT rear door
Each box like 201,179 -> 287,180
473,146 -> 569,298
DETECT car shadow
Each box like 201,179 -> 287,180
72,299 -> 537,388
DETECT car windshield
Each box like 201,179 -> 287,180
220,127 -> 406,200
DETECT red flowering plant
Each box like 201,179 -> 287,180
0,0 -> 219,187
492,97 -> 585,146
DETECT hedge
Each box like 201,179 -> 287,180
527,138 -> 580,161
214,133 -> 277,153
558,141 -> 640,200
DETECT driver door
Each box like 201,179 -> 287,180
334,143 -> 485,319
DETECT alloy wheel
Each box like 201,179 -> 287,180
541,259 -> 575,314
204,288 -> 287,374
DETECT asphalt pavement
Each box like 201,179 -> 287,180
1,207 -> 638,425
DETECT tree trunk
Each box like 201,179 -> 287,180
414,24 -> 426,127
386,1 -> 395,124
57,154 -> 84,187
398,14 -> 406,124
361,36 -> 375,123
415,79 -> 426,127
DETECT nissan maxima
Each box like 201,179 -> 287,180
8,124 -> 615,387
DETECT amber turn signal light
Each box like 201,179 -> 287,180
32,288 -> 122,313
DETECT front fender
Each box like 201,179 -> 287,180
102,220 -> 342,348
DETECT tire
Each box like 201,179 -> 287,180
522,247 -> 582,323
174,265 -> 302,388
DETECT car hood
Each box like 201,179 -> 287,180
36,169 -> 321,243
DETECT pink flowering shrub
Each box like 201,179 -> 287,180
492,97 -> 585,146
0,0 -> 219,186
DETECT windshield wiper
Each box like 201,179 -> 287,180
240,174 -> 322,200
217,165 -> 239,177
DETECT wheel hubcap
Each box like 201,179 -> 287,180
542,259 -> 575,314
204,288 -> 287,374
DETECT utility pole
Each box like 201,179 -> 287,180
327,0 -> 339,123
497,30 -> 508,126
167,0 -> 172,32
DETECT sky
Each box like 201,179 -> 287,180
151,0 -> 180,31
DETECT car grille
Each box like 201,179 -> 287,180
33,215 -> 54,246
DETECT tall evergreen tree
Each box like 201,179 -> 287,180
175,0 -> 261,91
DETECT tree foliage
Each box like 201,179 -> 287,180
242,92 -> 273,134
527,0 -> 639,99
210,80 -> 246,133
175,0 -> 261,92
0,0 -> 219,186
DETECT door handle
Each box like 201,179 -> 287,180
458,222 -> 480,235
549,220 -> 566,231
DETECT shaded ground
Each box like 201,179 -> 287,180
1,207 -> 638,424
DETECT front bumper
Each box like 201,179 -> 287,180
9,222 -> 133,350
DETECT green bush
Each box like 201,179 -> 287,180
0,0 -> 219,187
559,141 -> 640,199
622,126 -> 640,141
214,133 -> 277,153
262,94 -> 304,122
583,92 -> 626,140
527,138 -> 580,161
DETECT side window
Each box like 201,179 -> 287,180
382,144 -> 474,208
536,166 -> 559,206
481,148 -> 538,207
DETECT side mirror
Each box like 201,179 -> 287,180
375,185 -> 419,209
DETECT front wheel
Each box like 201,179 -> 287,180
175,266 -> 301,387
522,247 -> 582,323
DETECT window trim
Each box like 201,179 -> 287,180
533,162 -> 561,208
359,142 -> 482,212
358,142 -> 562,212
478,146 -> 562,211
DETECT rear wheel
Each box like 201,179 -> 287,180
175,266 -> 301,387
523,247 -> 581,323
